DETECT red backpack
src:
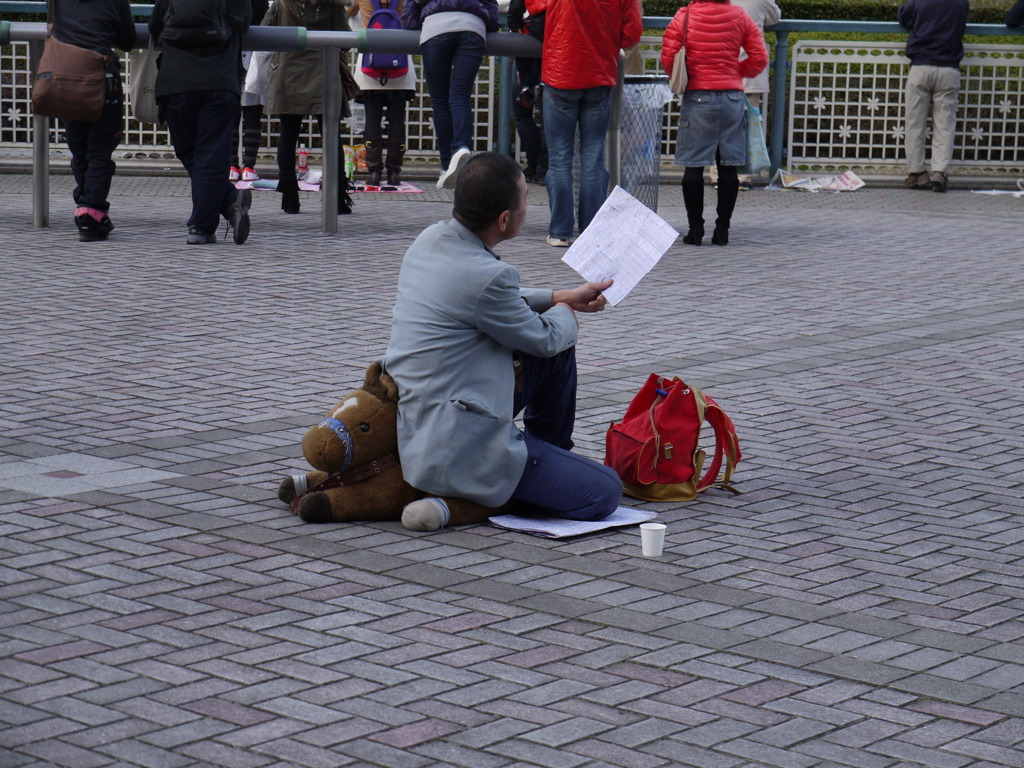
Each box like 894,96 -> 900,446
605,374 -> 741,502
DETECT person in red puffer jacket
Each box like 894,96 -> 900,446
661,0 -> 767,246
531,0 -> 642,247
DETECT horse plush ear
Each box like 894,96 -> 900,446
363,362 -> 399,404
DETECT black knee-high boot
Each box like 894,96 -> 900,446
277,114 -> 302,213
713,164 -> 739,245
681,168 -> 705,245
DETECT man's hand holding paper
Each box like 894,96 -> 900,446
561,186 -> 679,306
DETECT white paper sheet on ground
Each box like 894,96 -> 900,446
489,505 -> 657,538
767,169 -> 865,192
971,189 -> 1024,197
560,186 -> 679,306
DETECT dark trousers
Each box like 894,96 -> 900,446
510,347 -> 623,521
362,91 -> 408,173
512,62 -> 546,176
163,89 -> 242,235
64,74 -> 123,214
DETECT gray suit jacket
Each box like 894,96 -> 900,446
383,219 -> 578,506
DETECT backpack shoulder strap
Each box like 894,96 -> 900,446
696,396 -> 741,495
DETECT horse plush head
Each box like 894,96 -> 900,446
301,361 -> 400,474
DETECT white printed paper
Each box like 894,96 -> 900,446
489,505 -> 657,539
767,169 -> 865,192
560,186 -> 679,306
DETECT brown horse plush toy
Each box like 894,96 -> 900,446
278,362 -> 503,530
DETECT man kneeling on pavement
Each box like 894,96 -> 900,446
383,152 -> 623,530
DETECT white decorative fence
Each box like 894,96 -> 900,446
0,43 -> 496,171
788,42 -> 1024,175
3,36 -> 1024,175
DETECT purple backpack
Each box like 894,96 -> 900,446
362,0 -> 409,85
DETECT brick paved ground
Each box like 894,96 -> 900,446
1,171 -> 1023,768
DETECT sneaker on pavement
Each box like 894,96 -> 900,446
546,236 -> 571,248
229,166 -> 241,182
187,226 -> 217,245
227,189 -> 252,244
241,167 -> 259,182
437,147 -> 472,190
98,215 -> 115,234
75,215 -> 107,242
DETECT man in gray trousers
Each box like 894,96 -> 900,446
384,152 -> 622,531
898,0 -> 969,193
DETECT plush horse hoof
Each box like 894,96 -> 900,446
297,492 -> 333,523
402,498 -> 450,531
277,477 -> 297,504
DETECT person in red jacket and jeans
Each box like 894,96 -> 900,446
534,0 -> 641,247
662,0 -> 767,246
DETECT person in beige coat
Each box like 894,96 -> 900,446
263,0 -> 354,214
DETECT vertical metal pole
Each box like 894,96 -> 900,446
29,39 -> 49,228
496,55 -> 514,155
321,46 -> 341,234
607,53 -> 625,191
770,30 -> 788,175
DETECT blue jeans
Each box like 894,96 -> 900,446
543,85 -> 612,240
510,347 -> 622,521
162,89 -> 241,235
420,32 -> 484,169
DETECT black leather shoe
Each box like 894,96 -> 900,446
227,189 -> 251,244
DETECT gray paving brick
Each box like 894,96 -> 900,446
867,737 -> 976,768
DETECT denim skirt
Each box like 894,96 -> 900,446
674,89 -> 747,167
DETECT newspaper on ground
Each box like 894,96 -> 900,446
971,189 -> 1024,197
489,505 -> 657,539
767,169 -> 865,192
560,185 -> 679,306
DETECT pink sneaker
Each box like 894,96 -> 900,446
241,167 -> 259,182
229,166 -> 241,182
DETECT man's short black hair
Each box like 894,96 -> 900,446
453,152 -> 524,232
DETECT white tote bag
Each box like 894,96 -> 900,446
669,7 -> 691,96
128,42 -> 160,124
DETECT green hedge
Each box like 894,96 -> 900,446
644,0 -> 1012,24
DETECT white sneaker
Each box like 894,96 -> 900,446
228,166 -> 241,182
546,236 -> 571,247
241,167 -> 259,182
436,147 -> 473,190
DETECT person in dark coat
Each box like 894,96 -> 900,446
51,0 -> 136,242
149,0 -> 254,244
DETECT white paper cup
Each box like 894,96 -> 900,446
640,522 -> 666,557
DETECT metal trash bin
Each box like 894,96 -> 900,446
618,76 -> 673,212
